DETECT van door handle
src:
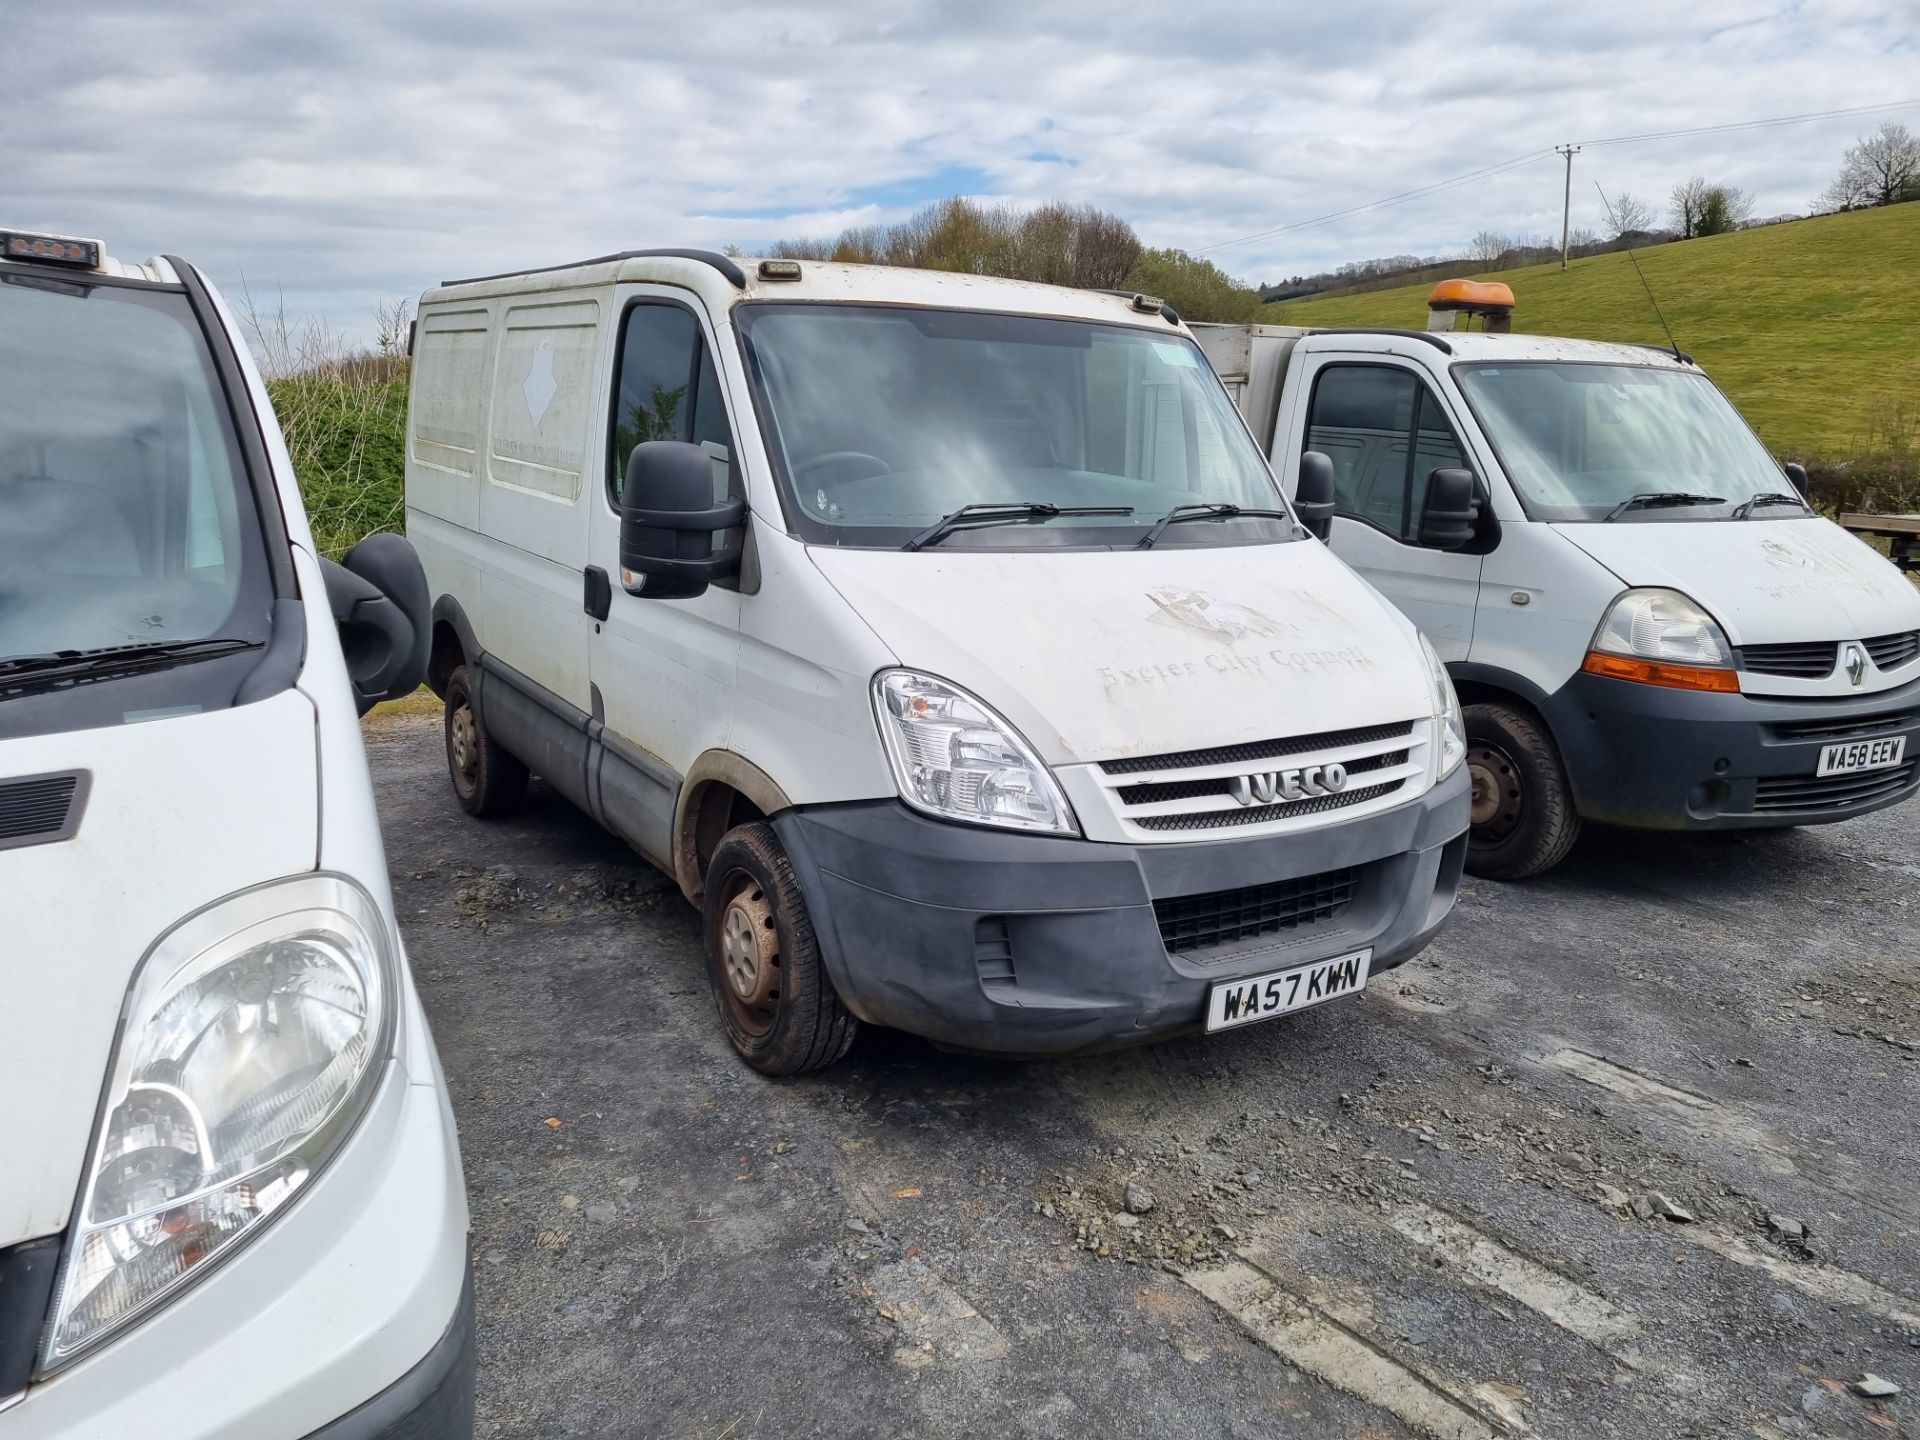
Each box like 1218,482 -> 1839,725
583,565 -> 612,622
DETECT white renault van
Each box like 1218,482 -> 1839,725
405,251 -> 1470,1074
0,231 -> 471,1437
1196,281 -> 1920,878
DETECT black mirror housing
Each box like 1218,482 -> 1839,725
1784,460 -> 1810,498
320,532 -> 430,716
1418,467 -> 1477,550
620,440 -> 745,601
1295,451 -> 1337,541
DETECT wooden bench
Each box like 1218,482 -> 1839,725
1840,512 -> 1920,574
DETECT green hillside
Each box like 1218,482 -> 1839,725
1272,203 -> 1920,460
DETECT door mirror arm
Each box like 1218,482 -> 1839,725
1294,451 -> 1338,542
1416,467 -> 1477,550
319,533 -> 431,716
619,440 -> 746,601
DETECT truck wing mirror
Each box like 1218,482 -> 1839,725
1295,451 -> 1337,541
620,440 -> 745,601
1417,468 -> 1477,550
320,533 -> 431,716
1783,460 -> 1810,499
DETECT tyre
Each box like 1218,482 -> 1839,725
701,821 -> 858,1075
443,664 -> 529,818
1463,701 -> 1580,880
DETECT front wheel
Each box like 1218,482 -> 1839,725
1463,701 -> 1580,880
701,822 -> 858,1075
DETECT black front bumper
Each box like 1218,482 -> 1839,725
304,1261 -> 474,1440
775,768 -> 1469,1056
1542,670 -> 1920,830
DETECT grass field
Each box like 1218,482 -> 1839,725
1273,203 -> 1920,461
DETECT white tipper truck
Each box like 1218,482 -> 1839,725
1194,280 -> 1920,878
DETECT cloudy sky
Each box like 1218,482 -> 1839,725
6,0 -> 1916,342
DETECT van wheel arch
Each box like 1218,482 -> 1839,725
426,597 -> 480,700
673,754 -> 795,902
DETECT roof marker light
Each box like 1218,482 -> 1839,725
2,230 -> 103,269
1128,292 -> 1165,314
758,259 -> 802,280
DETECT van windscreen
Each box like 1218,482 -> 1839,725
734,304 -> 1292,549
1453,361 -> 1791,522
0,274 -> 273,678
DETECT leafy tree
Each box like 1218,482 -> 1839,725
1120,248 -> 1262,323
1671,178 -> 1751,238
1819,122 -> 1920,211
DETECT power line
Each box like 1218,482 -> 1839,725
1575,97 -> 1920,148
1196,96 -> 1920,256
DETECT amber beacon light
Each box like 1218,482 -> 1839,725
1426,279 -> 1515,333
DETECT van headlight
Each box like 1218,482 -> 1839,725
40,874 -> 394,1371
1421,635 -> 1466,781
1583,588 -> 1738,693
872,670 -> 1079,835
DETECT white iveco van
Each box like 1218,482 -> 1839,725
0,231 -> 471,1437
1196,280 -> 1920,878
405,251 -> 1470,1074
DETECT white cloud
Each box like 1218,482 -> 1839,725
5,0 -> 1915,338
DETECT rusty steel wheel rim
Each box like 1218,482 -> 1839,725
717,873 -> 780,1038
1467,742 -> 1523,846
449,703 -> 479,796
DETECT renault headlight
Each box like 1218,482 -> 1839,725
872,670 -> 1078,835
1421,635 -> 1466,781
1583,588 -> 1738,692
40,874 -> 394,1370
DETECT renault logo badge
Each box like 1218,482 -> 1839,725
1843,642 -> 1867,688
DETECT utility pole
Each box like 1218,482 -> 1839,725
1557,144 -> 1582,270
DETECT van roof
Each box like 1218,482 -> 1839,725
1195,320 -> 1695,370
423,249 -> 1189,331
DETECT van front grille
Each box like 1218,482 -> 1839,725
1099,722 -> 1414,777
1117,749 -> 1408,807
0,771 -> 87,850
1133,780 -> 1399,831
1155,868 -> 1356,955
1753,763 -> 1917,813
1741,641 -> 1837,678
1769,709 -> 1915,744
1092,720 -> 1426,840
1864,630 -> 1920,671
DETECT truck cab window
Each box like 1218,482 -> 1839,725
610,302 -> 736,506
1305,364 -> 1470,541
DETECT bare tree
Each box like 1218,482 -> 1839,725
1468,230 -> 1511,266
1606,191 -> 1654,237
1670,178 -> 1750,238
1819,122 -> 1920,211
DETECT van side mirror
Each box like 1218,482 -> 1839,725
619,440 -> 744,601
320,533 -> 431,716
1417,468 -> 1477,550
1295,451 -> 1337,541
1783,460 -> 1810,499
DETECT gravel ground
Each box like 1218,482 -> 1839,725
366,712 -> 1920,1440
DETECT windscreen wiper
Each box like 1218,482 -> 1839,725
1602,491 -> 1725,522
1136,502 -> 1292,550
0,637 -> 263,696
1730,492 -> 1808,520
902,502 -> 1133,552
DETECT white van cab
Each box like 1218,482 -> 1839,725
0,231 -> 472,1437
405,250 -> 1470,1074
1195,280 -> 1920,878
